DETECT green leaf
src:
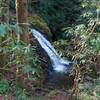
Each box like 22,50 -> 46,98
22,66 -> 33,74
27,76 -> 33,81
11,24 -> 22,34
0,80 -> 9,94
0,24 -> 7,37
0,24 -> 11,37
15,24 -> 22,34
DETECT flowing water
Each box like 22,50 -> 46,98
31,29 -> 72,73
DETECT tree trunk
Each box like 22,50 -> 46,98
15,0 -> 30,89
16,0 -> 29,43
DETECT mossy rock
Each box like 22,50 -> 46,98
29,14 -> 52,39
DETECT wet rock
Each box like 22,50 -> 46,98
45,71 -> 74,88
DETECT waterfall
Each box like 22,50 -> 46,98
31,29 -> 72,73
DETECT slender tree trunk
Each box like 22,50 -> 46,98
15,0 -> 30,89
16,0 -> 29,43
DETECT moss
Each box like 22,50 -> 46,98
29,14 -> 52,38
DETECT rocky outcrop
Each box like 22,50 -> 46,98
29,14 -> 52,39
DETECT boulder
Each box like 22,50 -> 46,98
29,14 -> 52,39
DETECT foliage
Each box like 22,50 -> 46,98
10,81 -> 29,100
79,0 -> 100,23
0,80 -> 29,99
0,22 -> 43,89
33,0 -> 82,39
53,0 -> 100,99
0,80 -> 9,94
78,78 -> 100,100
9,0 -> 82,39
60,0 -> 100,54
0,24 -> 22,37
0,24 -> 10,37
0,0 -> 100,99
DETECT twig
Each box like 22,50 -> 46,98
0,38 -> 11,46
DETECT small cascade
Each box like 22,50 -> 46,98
31,29 -> 72,73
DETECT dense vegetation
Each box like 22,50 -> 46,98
0,0 -> 100,99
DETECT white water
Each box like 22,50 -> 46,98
31,29 -> 71,73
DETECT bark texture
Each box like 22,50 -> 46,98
16,0 -> 29,43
